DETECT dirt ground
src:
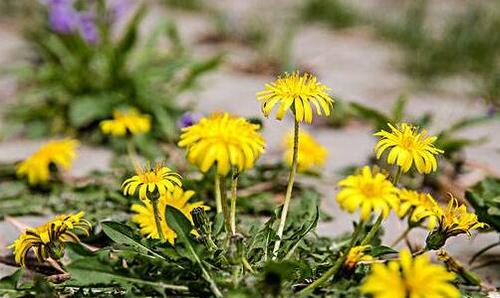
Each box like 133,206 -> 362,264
0,0 -> 499,284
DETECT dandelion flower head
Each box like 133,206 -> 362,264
256,72 -> 334,123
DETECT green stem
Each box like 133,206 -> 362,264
242,258 -> 255,274
392,166 -> 402,185
390,226 -> 413,247
272,119 -> 300,260
361,213 -> 384,246
298,221 -> 364,296
230,171 -> 240,236
151,199 -> 166,242
187,241 -> 223,297
214,174 -> 223,214
219,175 -> 231,234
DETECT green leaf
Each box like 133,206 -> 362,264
465,177 -> 500,232
68,95 -> 114,127
165,206 -> 222,297
391,94 -> 407,122
0,269 -> 22,290
116,5 -> 146,55
370,245 -> 398,257
101,221 -> 165,259
66,256 -> 188,293
282,193 -> 320,259
165,206 -> 196,249
349,102 -> 389,131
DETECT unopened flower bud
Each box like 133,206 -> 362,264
425,230 -> 447,250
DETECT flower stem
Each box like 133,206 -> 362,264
230,171 -> 240,235
390,226 -> 413,247
220,175 -> 231,234
361,213 -> 384,246
272,120 -> 300,260
215,172 -> 231,233
214,174 -> 223,214
151,199 -> 166,242
298,221 -> 364,296
392,165 -> 402,185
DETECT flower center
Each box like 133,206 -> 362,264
361,182 -> 380,198
142,171 -> 161,183
399,135 -> 417,150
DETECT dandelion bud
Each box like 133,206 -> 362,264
191,207 -> 211,238
425,230 -> 447,250
48,241 -> 65,260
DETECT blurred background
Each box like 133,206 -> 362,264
0,0 -> 499,283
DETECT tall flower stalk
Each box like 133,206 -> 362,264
230,171 -> 240,235
272,119 -> 299,259
257,71 -> 334,259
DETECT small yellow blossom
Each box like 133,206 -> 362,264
344,245 -> 373,270
131,186 -> 209,244
283,131 -> 328,172
100,109 -> 151,137
256,72 -> 334,123
9,212 -> 91,266
336,166 -> 399,220
122,164 -> 182,201
398,189 -> 440,230
435,195 -> 486,238
361,249 -> 459,298
374,123 -> 443,174
16,139 -> 79,185
178,112 -> 265,176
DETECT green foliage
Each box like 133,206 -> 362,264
6,2 -> 220,141
465,177 -> 500,232
301,0 -> 359,29
377,1 -> 500,105
0,164 -> 131,221
101,221 -> 166,259
163,0 -> 204,11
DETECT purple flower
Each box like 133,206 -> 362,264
178,112 -> 203,129
486,105 -> 497,117
78,12 -> 99,44
47,1 -> 78,34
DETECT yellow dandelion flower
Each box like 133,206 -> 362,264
283,131 -> 328,172
344,245 -> 373,270
131,186 -> 209,244
435,195 -> 486,238
9,211 -> 91,266
336,166 -> 399,220
361,249 -> 459,298
256,72 -> 334,123
122,164 -> 182,201
374,123 -> 443,174
100,109 -> 151,137
16,139 -> 79,185
398,189 -> 440,230
178,112 -> 266,176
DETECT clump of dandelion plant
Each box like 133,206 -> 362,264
257,71 -> 334,259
